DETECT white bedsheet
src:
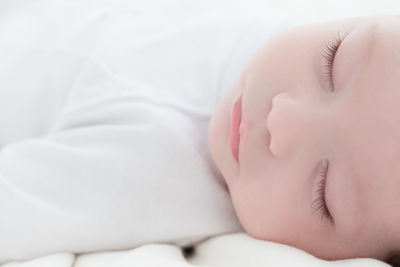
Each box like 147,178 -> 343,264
1,234 -> 389,267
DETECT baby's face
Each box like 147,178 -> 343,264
209,15 -> 400,261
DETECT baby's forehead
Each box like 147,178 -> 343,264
360,20 -> 400,147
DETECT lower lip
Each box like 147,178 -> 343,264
230,94 -> 243,162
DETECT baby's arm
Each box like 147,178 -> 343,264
0,59 -> 240,264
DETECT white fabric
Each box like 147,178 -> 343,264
0,0 -> 296,264
0,234 -> 389,267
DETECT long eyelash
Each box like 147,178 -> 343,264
312,159 -> 332,223
322,33 -> 344,92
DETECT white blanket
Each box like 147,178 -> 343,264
1,234 -> 389,267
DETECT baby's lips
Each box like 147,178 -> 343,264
230,94 -> 243,162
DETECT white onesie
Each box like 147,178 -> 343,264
0,0 -> 292,263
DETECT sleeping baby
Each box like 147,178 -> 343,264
209,15 -> 400,265
0,2 -> 398,266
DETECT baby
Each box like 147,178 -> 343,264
0,6 -> 399,265
209,15 -> 400,264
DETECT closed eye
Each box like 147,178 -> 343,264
322,32 -> 345,92
311,159 -> 333,224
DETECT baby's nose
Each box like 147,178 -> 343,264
266,92 -> 323,158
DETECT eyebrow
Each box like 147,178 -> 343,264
363,24 -> 379,59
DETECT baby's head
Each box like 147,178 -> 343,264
209,15 -> 400,263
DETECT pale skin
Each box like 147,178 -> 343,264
208,15 -> 400,261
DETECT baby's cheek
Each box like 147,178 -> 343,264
229,182 -> 289,242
